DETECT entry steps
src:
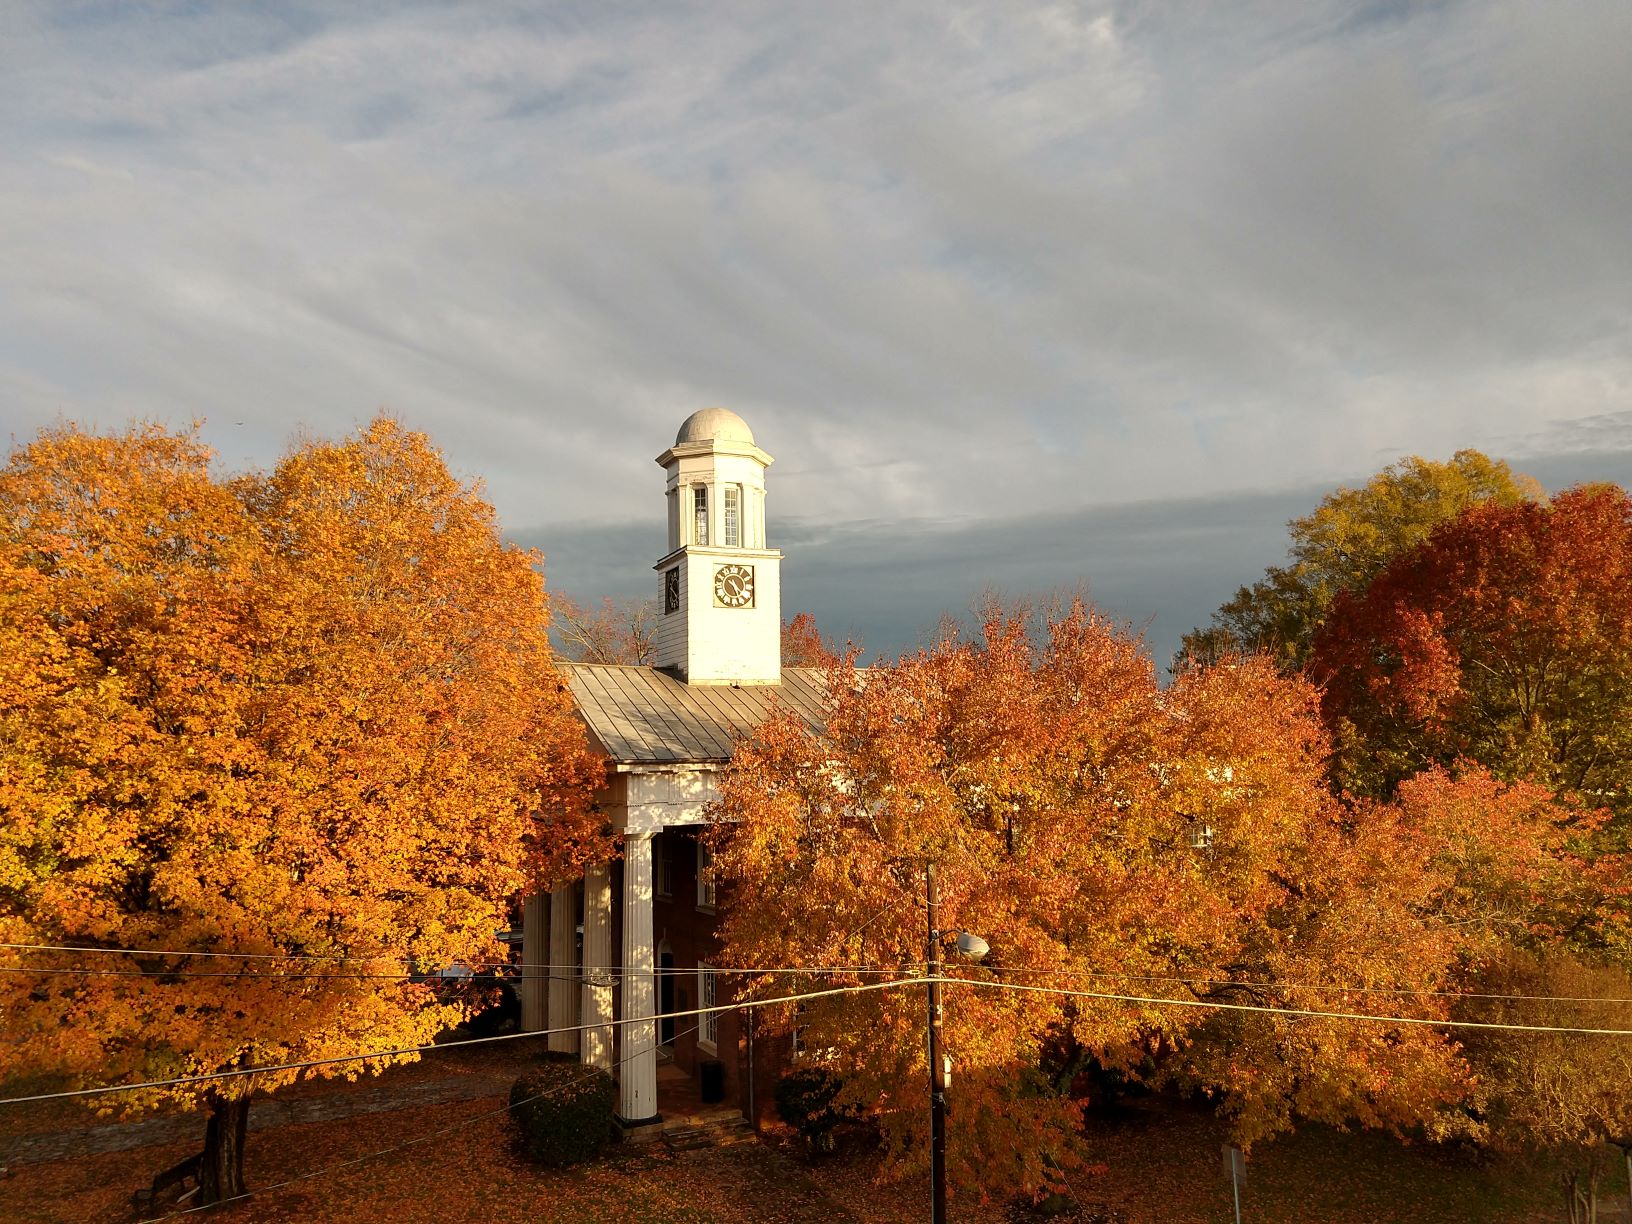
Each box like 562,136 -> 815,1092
661,1113 -> 756,1152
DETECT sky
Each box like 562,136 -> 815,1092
3,1 -> 1630,669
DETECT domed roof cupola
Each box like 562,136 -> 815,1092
674,407 -> 755,447
652,410 -> 781,685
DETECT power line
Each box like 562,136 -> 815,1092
1,942 -> 913,980
0,941 -> 435,966
0,966 -> 584,984
0,964 -> 914,984
0,976 -> 920,1107
18,940 -> 1628,1004
987,963 -> 1632,1006
951,976 -> 1632,1037
117,974 -> 1632,1220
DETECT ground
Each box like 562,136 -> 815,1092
0,1042 -> 1614,1223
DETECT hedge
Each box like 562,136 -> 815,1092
509,1058 -> 616,1167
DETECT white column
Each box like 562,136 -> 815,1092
547,883 -> 579,1055
520,892 -> 547,1033
619,831 -> 659,1122
580,864 -> 615,1069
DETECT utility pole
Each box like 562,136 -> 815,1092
927,861 -> 947,1224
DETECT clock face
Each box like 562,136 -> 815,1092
713,563 -> 755,609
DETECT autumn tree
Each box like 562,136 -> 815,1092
707,604 -> 1510,1200
0,420 -> 604,1204
1163,764 -> 1618,1146
1456,952 -> 1632,1223
1310,485 -> 1632,817
553,592 -> 658,665
1181,450 -> 1540,671
780,611 -> 838,667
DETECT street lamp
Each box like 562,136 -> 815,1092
925,862 -> 987,1224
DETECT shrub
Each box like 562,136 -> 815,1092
509,1059 -> 616,1167
773,1067 -> 856,1153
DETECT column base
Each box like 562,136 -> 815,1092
615,1114 -> 665,1144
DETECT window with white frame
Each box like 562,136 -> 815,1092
697,962 -> 719,1051
692,485 -> 709,546
696,840 -> 716,911
655,832 -> 673,899
722,485 -> 740,547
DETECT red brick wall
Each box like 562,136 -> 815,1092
599,827 -> 797,1126
647,827 -> 795,1126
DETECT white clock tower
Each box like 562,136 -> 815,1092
652,408 -> 782,685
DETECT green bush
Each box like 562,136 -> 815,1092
773,1067 -> 855,1153
509,1059 -> 616,1167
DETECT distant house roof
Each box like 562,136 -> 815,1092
559,663 -> 828,766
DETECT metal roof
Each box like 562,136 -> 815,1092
559,664 -> 828,765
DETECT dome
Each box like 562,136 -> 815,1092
675,407 -> 755,447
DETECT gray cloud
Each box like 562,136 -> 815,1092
4,0 -> 1630,649
529,443 -> 1632,675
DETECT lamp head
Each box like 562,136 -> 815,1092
952,931 -> 989,961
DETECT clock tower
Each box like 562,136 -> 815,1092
652,408 -> 782,685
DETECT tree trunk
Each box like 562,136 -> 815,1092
199,1095 -> 251,1206
1565,1166 -> 1602,1224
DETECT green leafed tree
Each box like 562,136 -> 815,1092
1179,450 -> 1541,672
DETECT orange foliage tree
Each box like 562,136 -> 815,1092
707,605 -> 1551,1201
0,420 -> 603,1203
1457,952 -> 1632,1223
1311,485 -> 1632,818
780,611 -> 838,667
1162,763 -> 1616,1146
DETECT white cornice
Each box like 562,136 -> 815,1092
654,439 -> 774,468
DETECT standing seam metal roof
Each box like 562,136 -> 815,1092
559,663 -> 829,765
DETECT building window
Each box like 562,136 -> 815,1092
693,485 -> 708,546
698,962 -> 719,1052
696,840 -> 716,911
722,485 -> 740,547
655,833 -> 674,899
663,567 -> 679,615
791,1003 -> 808,1062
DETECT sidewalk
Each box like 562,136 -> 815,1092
4,1069 -> 516,1167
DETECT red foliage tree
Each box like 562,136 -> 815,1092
1311,485 -> 1632,817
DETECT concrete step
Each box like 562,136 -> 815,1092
661,1117 -> 756,1153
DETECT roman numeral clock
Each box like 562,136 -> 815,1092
713,563 -> 754,608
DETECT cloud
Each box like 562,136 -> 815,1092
3,0 -> 1630,641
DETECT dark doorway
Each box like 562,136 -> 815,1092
659,951 -> 676,1045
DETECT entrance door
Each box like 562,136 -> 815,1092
659,950 -> 676,1046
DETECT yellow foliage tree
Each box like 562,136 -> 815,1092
0,419 -> 603,1203
1181,449 -> 1541,671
